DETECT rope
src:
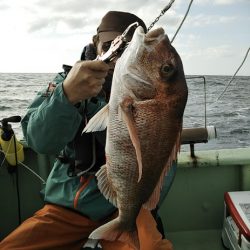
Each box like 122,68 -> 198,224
0,144 -> 46,184
0,136 -> 13,167
171,0 -> 194,43
18,161 -> 46,184
214,47 -> 250,102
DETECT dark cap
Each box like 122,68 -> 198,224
97,11 -> 147,43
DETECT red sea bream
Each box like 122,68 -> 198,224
84,26 -> 188,249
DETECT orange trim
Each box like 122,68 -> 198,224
73,175 -> 94,209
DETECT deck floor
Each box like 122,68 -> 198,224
166,229 -> 228,250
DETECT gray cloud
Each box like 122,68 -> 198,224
196,0 -> 249,5
27,0 -> 246,38
35,0 -> 125,14
0,2 -> 10,11
189,14 -> 236,27
28,19 -> 50,32
214,0 -> 249,5
28,15 -> 89,33
27,0 -> 181,34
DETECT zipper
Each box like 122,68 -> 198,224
73,175 -> 94,209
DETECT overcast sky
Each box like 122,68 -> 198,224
0,0 -> 249,75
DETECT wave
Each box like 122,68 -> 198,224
0,73 -> 249,150
0,106 -> 12,111
230,128 -> 249,135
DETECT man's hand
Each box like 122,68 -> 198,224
63,60 -> 109,104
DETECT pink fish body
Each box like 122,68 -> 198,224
84,26 -> 188,249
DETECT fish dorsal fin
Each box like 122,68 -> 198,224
120,97 -> 143,182
96,164 -> 118,207
143,131 -> 181,210
83,104 -> 109,133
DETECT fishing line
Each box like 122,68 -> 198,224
0,142 -> 46,184
171,0 -> 194,43
147,0 -> 194,41
0,149 -> 8,166
1,134 -> 46,227
0,143 -> 12,167
0,149 -> 4,166
1,142 -> 46,226
13,136 -> 21,225
18,161 -> 46,184
213,47 -> 250,103
0,136 -> 22,224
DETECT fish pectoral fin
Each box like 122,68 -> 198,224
96,164 -> 118,207
120,97 -> 143,182
83,104 -> 109,133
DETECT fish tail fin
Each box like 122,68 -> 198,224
119,230 -> 140,250
90,218 -> 139,250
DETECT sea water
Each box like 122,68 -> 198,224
0,73 -> 249,151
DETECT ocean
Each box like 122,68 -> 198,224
0,73 -> 249,152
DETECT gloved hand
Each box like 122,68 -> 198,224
63,60 -> 109,104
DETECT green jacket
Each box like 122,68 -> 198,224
21,72 -> 177,221
21,72 -> 116,221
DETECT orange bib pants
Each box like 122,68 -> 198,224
0,204 -> 172,250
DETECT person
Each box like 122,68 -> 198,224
0,11 -> 176,250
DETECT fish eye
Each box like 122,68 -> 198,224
160,63 -> 175,78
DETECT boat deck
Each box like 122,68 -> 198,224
168,230 -> 226,250
1,147 -> 249,249
159,147 -> 250,249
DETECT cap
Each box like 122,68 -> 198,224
97,11 -> 147,43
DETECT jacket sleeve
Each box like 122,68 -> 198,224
21,77 -> 82,155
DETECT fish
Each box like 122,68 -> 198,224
83,26 -> 188,249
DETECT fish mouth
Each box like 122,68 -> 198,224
144,27 -> 165,43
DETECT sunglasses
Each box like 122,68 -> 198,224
101,41 -> 113,53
